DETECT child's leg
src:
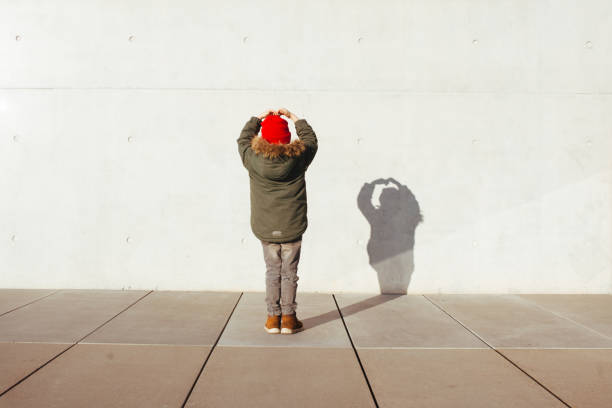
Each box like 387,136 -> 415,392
261,240 -> 282,316
279,237 -> 302,315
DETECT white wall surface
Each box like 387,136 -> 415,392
1,0 -> 611,293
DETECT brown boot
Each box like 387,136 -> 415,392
281,312 -> 304,334
264,314 -> 281,334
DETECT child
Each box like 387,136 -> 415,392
237,108 -> 318,334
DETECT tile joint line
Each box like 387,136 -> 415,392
180,291 -> 244,408
422,295 -> 573,408
515,295 -> 612,341
0,289 -> 62,319
0,289 -> 155,399
333,294 -> 380,408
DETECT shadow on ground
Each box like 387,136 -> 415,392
301,294 -> 404,329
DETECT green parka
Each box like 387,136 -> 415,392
237,116 -> 318,243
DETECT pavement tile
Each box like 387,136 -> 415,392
518,294 -> 612,339
0,343 -> 210,408
185,346 -> 375,408
218,292 -> 351,348
0,289 -> 149,343
499,348 -> 612,408
427,294 -> 612,348
1,290 -> 608,407
0,289 -> 57,315
82,291 -> 240,345
358,348 -> 566,408
335,293 -> 487,348
0,342 -> 71,394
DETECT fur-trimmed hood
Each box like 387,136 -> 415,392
251,136 -> 306,159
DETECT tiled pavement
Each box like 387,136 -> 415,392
0,290 -> 611,407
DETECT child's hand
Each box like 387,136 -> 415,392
257,109 -> 277,120
278,108 -> 300,122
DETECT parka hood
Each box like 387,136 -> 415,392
251,136 -> 306,159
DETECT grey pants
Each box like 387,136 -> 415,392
261,237 -> 302,316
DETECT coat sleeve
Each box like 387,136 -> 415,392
237,116 -> 262,170
295,119 -> 318,169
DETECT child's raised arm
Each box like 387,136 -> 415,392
278,108 -> 318,168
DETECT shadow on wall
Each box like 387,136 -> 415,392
358,177 -> 423,294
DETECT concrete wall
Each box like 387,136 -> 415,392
1,0 -> 611,293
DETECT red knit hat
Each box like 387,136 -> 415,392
261,114 -> 291,145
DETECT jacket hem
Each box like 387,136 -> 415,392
253,229 -> 305,244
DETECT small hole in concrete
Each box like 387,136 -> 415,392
126,236 -> 132,243
472,39 -> 479,45
242,36 -> 248,43
15,35 -> 21,41
128,35 -> 135,42
127,136 -> 133,142
585,41 -> 593,48
357,37 -> 364,43
13,134 -> 19,142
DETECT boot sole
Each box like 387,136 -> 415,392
264,326 -> 280,334
281,326 -> 304,334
